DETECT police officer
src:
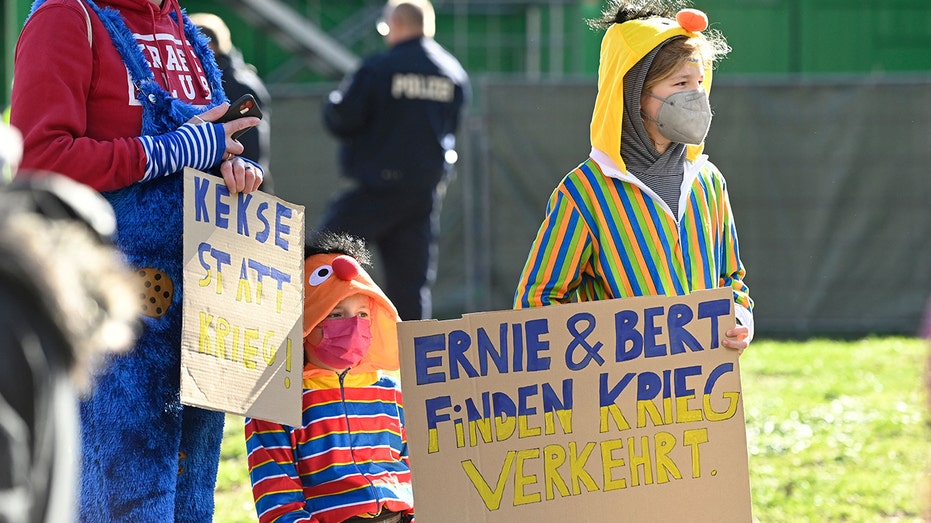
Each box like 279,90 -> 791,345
318,0 -> 469,321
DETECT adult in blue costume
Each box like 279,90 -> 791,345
10,0 -> 264,519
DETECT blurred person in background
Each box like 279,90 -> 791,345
318,0 -> 470,321
191,11 -> 274,194
0,121 -> 138,523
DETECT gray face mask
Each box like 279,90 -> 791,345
644,88 -> 712,145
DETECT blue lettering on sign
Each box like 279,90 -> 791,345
198,242 -> 231,273
565,312 -> 604,371
704,362 -> 733,394
636,366 -> 703,401
425,396 -> 452,429
414,334 -> 447,385
412,319 -> 553,386
215,184 -> 231,229
615,298 -> 732,360
254,202 -> 270,243
668,303 -> 702,354
274,203 -> 291,251
643,306 -> 665,358
697,299 -> 730,349
616,310 -> 643,362
236,193 -> 253,236
600,365 -> 708,403
191,174 -> 293,251
599,372 -> 636,407
525,319 -> 550,371
194,176 -> 210,222
449,330 -> 479,380
477,325 -> 508,376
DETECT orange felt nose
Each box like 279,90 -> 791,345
332,255 -> 361,281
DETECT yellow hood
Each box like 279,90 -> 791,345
590,15 -> 713,172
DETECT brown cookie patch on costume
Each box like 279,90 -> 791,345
137,267 -> 173,318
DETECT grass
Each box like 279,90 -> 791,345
741,337 -> 929,522
214,418 -> 256,523
213,336 -> 930,522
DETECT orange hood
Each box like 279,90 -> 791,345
302,253 -> 400,378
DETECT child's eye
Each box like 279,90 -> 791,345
357,311 -> 369,318
309,265 -> 333,286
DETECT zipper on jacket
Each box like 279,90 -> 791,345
339,369 -> 383,516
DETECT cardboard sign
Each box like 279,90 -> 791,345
398,287 -> 751,522
180,168 -> 304,426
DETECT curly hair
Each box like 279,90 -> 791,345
589,0 -> 687,28
304,230 -> 373,267
588,0 -> 731,66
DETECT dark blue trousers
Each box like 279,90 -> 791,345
316,181 -> 444,321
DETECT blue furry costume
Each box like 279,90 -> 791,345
25,0 -> 230,520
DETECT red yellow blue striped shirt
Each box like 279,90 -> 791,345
245,372 -> 413,523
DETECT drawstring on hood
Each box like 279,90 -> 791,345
143,0 -> 214,100
172,2 -> 213,99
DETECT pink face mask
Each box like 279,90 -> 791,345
308,316 -> 373,371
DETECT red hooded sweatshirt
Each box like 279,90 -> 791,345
10,0 -> 214,191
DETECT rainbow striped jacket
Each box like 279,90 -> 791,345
514,151 -> 753,327
245,372 -> 413,523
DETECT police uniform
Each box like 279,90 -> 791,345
320,35 -> 469,320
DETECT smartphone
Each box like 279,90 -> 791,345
218,94 -> 263,140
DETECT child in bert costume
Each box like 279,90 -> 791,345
514,0 -> 753,352
246,233 -> 414,523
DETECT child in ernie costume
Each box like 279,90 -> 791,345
245,232 -> 414,523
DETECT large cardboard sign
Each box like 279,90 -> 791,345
180,168 -> 304,427
398,288 -> 751,522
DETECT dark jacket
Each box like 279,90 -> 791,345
216,51 -> 274,194
323,37 -> 469,190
